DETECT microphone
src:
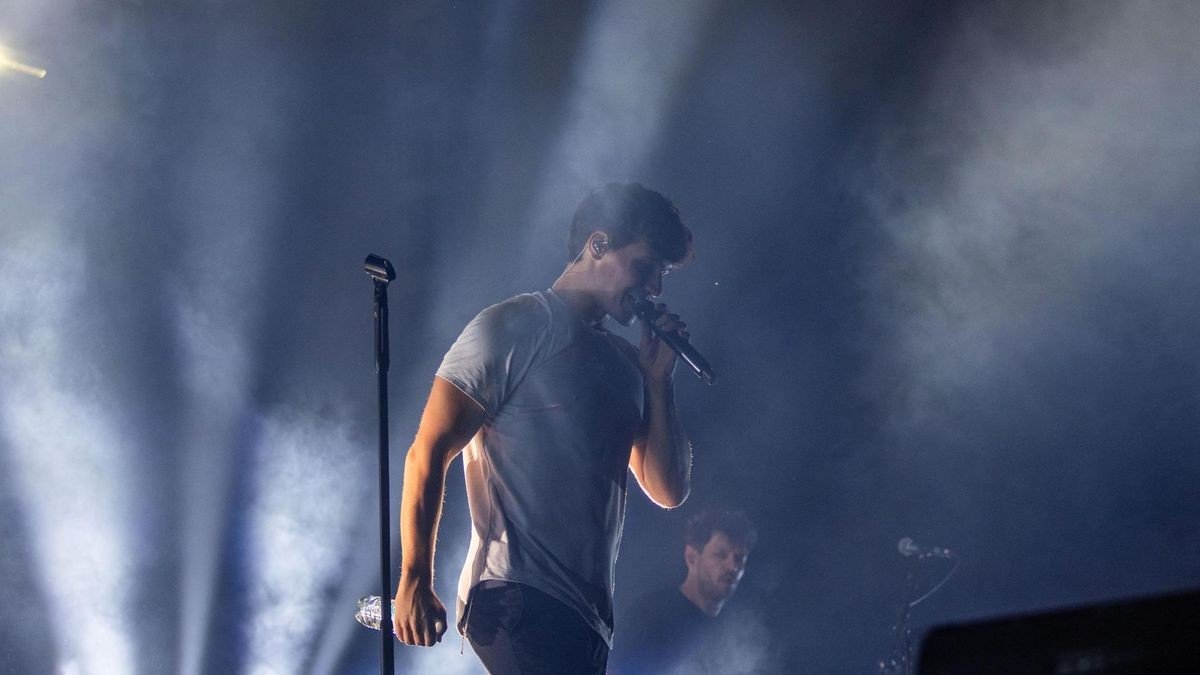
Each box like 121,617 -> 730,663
364,254 -> 395,283
632,299 -> 717,385
897,537 -> 954,559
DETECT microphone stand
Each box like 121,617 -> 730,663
364,254 -> 396,675
880,570 -> 918,675
879,549 -> 961,675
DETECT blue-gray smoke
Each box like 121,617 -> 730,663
3,2 -> 1199,673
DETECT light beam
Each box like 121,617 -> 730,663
0,224 -> 136,674
0,46 -> 46,78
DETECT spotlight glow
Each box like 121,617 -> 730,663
0,224 -> 136,674
517,0 -> 719,276
171,45 -> 292,671
243,403 -> 371,674
173,220 -> 272,675
176,300 -> 254,675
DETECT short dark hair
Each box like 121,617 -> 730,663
684,509 -> 757,551
567,182 -> 693,264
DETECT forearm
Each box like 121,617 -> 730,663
399,444 -> 450,584
392,377 -> 482,646
639,381 -> 692,507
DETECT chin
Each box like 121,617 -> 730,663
612,298 -> 636,326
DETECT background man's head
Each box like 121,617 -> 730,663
567,182 -> 693,265
682,509 -> 757,615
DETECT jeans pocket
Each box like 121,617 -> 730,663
468,582 -> 525,646
504,583 -> 526,634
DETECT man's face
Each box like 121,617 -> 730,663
595,238 -> 669,326
685,531 -> 750,603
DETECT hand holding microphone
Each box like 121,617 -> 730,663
633,299 -> 717,385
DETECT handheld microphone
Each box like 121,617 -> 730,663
897,537 -> 954,559
632,299 -> 717,385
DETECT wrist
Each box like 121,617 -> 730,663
644,376 -> 675,397
398,567 -> 432,586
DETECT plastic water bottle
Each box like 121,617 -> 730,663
356,595 -> 446,635
355,595 -> 391,630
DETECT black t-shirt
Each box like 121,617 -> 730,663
611,587 -> 713,674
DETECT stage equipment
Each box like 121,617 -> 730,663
364,253 -> 396,675
917,587 -> 1200,674
632,299 -> 716,384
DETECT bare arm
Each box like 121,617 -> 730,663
629,306 -> 692,508
393,376 -> 487,647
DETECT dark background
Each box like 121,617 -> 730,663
2,1 -> 1198,673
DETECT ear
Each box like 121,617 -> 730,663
589,231 -> 609,258
684,544 -> 699,568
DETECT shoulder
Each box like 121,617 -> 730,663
477,292 -> 551,326
615,587 -> 707,669
467,292 -> 553,342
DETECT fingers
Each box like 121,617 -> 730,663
393,616 -> 415,646
423,617 -> 447,645
419,614 -> 447,646
655,313 -> 682,331
395,618 -> 443,646
650,304 -> 688,338
392,601 -> 447,647
638,302 -> 687,381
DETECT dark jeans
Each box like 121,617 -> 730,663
466,581 -> 609,675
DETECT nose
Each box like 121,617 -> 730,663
644,270 -> 662,298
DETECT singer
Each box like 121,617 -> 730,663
393,183 -> 697,674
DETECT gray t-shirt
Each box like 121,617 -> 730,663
437,289 -> 644,646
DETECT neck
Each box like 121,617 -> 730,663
551,265 -> 606,324
679,578 -> 723,618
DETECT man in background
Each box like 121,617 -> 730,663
612,509 -> 757,674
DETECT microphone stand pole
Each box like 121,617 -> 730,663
879,548 -> 961,675
364,254 -> 397,675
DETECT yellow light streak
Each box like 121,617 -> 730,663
0,49 -> 47,79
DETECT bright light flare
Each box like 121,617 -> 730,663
0,46 -> 47,78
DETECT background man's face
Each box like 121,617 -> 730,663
686,530 -> 750,602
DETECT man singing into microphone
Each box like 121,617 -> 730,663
393,183 -> 696,674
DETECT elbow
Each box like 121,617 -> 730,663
406,438 -> 460,473
658,492 -> 688,510
408,439 -> 453,475
654,480 -> 690,509
632,441 -> 692,508
404,443 -> 435,470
